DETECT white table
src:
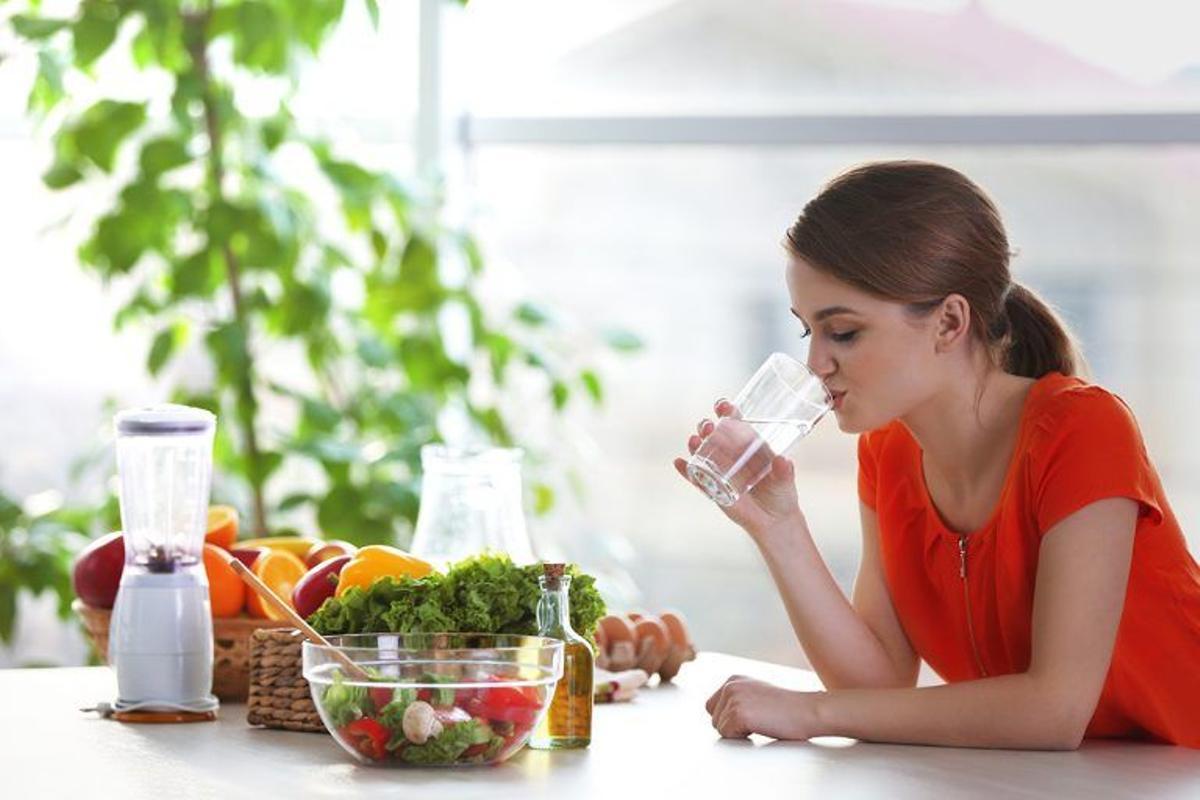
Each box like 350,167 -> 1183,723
5,652 -> 1200,798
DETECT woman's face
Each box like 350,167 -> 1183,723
785,256 -> 945,434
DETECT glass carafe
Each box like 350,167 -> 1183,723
409,445 -> 536,568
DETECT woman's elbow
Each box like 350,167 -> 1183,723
1026,717 -> 1085,751
1044,694 -> 1093,751
1054,713 -> 1090,751
1028,674 -> 1093,750
1046,726 -> 1085,751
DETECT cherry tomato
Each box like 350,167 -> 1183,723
368,687 -> 394,713
342,717 -> 389,761
478,685 -> 540,725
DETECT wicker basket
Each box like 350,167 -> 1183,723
246,627 -> 325,732
73,599 -> 293,701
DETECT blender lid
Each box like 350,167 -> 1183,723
116,404 -> 215,436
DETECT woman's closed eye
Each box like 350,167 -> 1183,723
828,329 -> 859,343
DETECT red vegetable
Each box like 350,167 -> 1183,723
342,718 -> 388,761
462,742 -> 489,759
477,685 -> 540,725
368,687 -> 393,713
291,555 -> 352,619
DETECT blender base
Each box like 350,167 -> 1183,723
113,709 -> 217,724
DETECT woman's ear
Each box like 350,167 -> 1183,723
933,293 -> 972,353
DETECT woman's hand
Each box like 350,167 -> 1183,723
674,399 -> 807,541
705,675 -> 821,740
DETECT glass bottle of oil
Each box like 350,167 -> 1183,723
529,563 -> 593,749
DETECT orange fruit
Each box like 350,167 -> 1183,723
205,505 -> 239,550
203,543 -> 245,618
246,549 -> 307,620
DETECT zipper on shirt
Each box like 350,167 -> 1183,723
958,533 -> 989,678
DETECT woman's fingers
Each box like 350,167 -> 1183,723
771,455 -> 794,480
715,400 -> 743,419
696,418 -> 714,436
718,707 -> 750,739
705,685 -> 722,715
705,674 -> 747,715
673,458 -> 689,479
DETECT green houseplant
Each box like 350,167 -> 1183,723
2,0 -> 639,652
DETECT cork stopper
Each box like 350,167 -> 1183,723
542,562 -> 565,589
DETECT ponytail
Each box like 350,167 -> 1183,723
1000,281 -> 1087,379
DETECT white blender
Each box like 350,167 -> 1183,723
108,404 -> 219,722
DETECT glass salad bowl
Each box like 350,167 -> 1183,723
303,633 -> 564,767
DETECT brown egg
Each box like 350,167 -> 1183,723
659,611 -> 696,658
657,610 -> 697,682
594,625 -> 611,670
598,614 -> 638,670
632,616 -> 671,676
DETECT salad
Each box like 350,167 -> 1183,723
318,670 -> 548,766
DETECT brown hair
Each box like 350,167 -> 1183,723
784,161 -> 1086,379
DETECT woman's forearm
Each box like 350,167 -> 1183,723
811,672 -> 1085,750
756,520 -> 912,690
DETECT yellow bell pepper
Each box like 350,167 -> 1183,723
335,545 -> 435,596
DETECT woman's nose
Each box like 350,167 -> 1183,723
806,341 -> 836,381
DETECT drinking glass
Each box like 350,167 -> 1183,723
685,353 -> 832,506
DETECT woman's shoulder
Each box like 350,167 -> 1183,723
1025,372 -> 1139,435
1022,373 -> 1163,529
1021,372 -> 1152,479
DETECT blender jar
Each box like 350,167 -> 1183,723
115,405 -> 216,570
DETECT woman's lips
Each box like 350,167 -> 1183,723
831,391 -> 846,410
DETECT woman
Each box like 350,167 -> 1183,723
676,161 -> 1200,750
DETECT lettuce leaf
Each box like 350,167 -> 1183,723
307,553 -> 605,639
399,718 -> 492,765
321,671 -> 367,727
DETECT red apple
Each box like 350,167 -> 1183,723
304,539 -> 357,569
230,547 -> 270,569
292,555 -> 352,619
73,531 -> 126,609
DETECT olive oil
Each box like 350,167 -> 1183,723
529,564 -> 593,749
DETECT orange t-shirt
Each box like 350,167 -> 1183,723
858,371 -> 1200,747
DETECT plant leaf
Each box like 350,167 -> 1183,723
580,370 -> 603,404
551,380 -> 569,410
139,136 -> 191,177
28,50 -> 66,115
532,483 -> 555,515
66,100 -> 148,172
515,302 -> 551,327
12,15 -> 70,40
147,328 -> 175,376
72,1 -> 122,68
43,162 -> 83,189
602,328 -> 644,353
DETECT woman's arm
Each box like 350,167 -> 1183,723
756,503 -> 918,689
708,497 -> 1137,750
